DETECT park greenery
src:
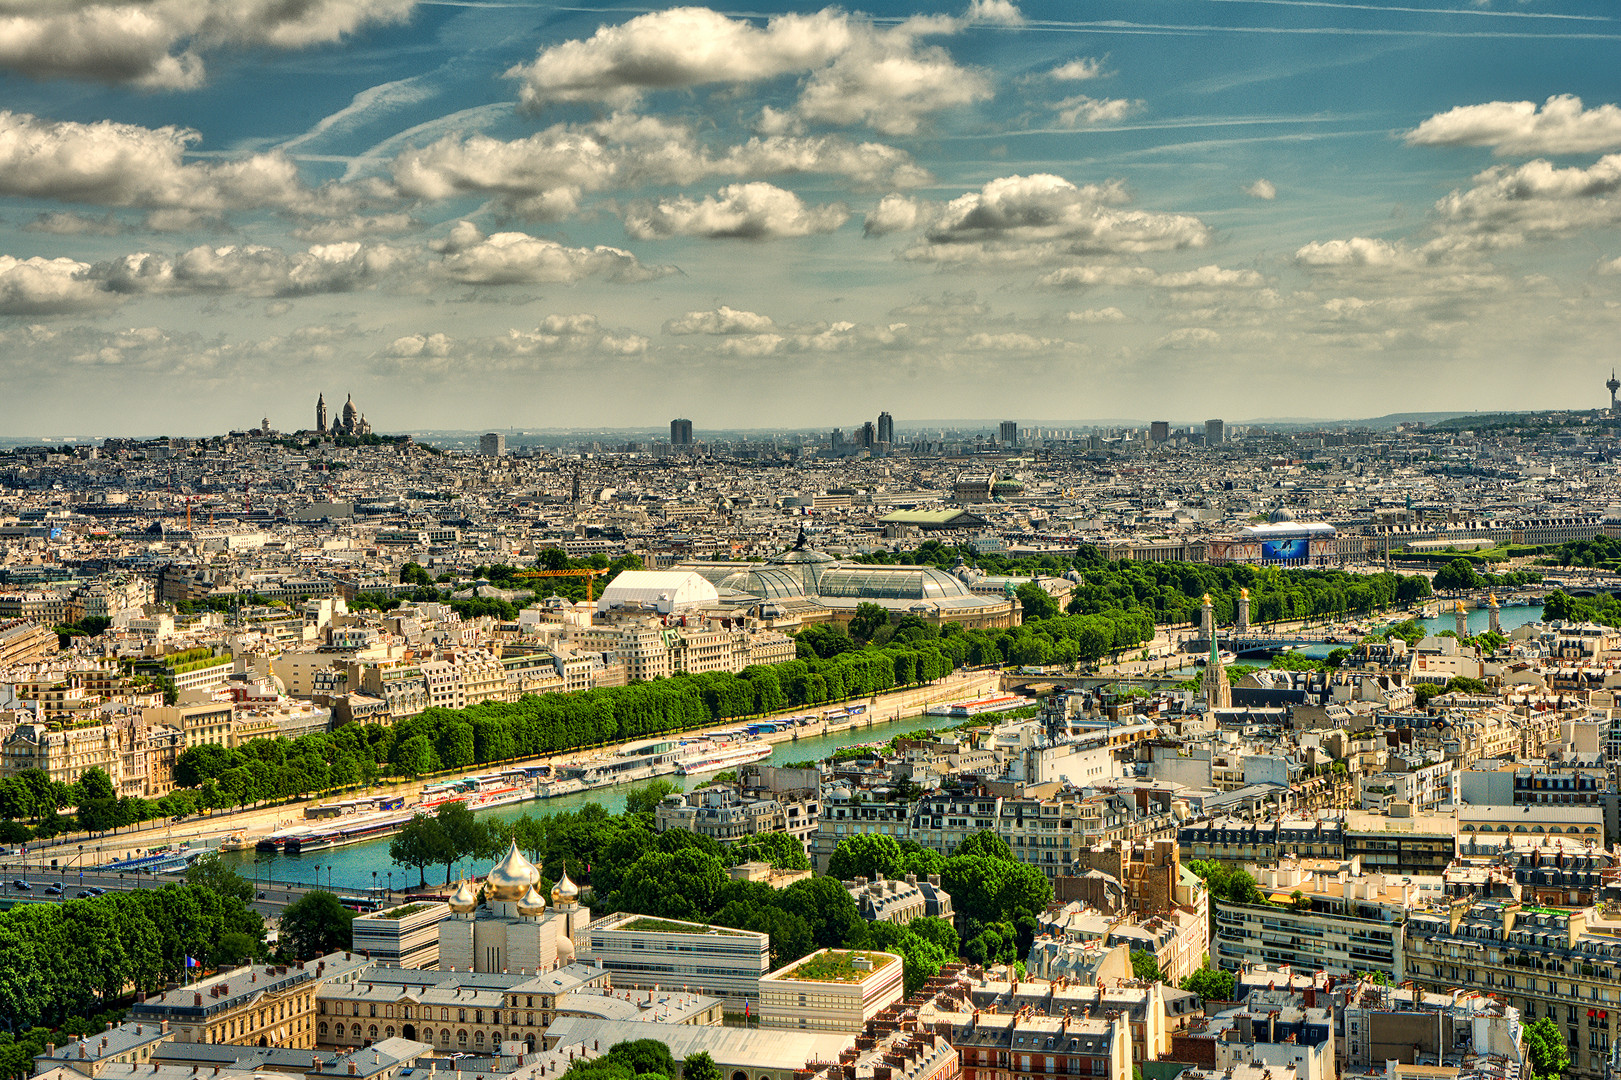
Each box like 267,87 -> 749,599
1429,557 -> 1540,592
0,877 -> 266,1034
556,1038 -> 681,1080
1543,589 -> 1621,627
1539,534 -> 1621,571
859,541 -> 1433,626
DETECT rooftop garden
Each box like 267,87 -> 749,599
375,903 -> 431,920
778,950 -> 894,983
621,917 -> 744,936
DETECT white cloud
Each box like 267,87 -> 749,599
94,241 -> 405,297
967,0 -> 1023,25
1040,263 -> 1262,290
1293,237 -> 1429,270
506,6 -> 990,135
1053,95 -> 1138,127
962,331 -> 1060,351
0,0 -> 417,88
1600,256 -> 1621,276
794,30 -> 991,136
379,317 -> 649,375
1049,57 -> 1104,81
1156,327 -> 1221,349
388,119 -> 926,222
1244,179 -> 1277,200
1066,306 -> 1126,323
665,307 -> 777,335
864,194 -> 927,236
625,182 -> 849,240
1406,95 -> 1621,156
506,7 -> 855,109
0,254 -> 111,314
1433,155 -> 1621,242
905,173 -> 1210,265
433,223 -> 671,285
387,331 -> 454,358
0,110 -> 371,217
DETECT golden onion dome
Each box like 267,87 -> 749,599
551,869 -> 579,904
447,878 -> 478,913
487,840 -> 541,902
517,884 -> 547,917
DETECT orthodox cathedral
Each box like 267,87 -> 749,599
438,841 -> 591,973
315,393 -> 372,437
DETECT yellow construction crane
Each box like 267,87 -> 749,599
513,567 -> 609,601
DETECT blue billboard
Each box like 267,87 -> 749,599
1261,537 -> 1310,562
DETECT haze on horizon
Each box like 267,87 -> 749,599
0,0 -> 1617,435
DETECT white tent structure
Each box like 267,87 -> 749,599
596,570 -> 719,614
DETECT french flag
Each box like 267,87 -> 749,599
185,956 -> 198,969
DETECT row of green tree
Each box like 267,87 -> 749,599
795,606 -> 1155,670
0,873 -> 265,1033
1543,589 -> 1621,626
1430,557 -> 1541,592
1539,534 -> 1621,570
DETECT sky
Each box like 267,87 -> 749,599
2,0 -> 1620,435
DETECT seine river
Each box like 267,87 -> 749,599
219,711 -> 951,894
220,604 -> 1548,896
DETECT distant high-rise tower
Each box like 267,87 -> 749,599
480,433 -> 506,457
1609,370 -> 1619,412
877,411 -> 894,445
858,421 -> 877,449
999,420 -> 1019,447
1149,420 -> 1170,444
670,418 -> 693,445
316,394 -> 327,435
1205,418 -> 1225,445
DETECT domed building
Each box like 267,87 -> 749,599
673,528 -> 1018,630
438,840 -> 591,973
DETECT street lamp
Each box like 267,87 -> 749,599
387,871 -> 392,899
372,870 -> 377,898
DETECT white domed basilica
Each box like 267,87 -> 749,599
438,840 -> 591,973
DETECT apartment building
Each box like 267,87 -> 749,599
758,949 -> 905,1033
582,911 -> 770,1012
813,784 -> 914,873
1212,861 -> 1440,979
1403,900 -> 1621,1080
128,952 -> 372,1050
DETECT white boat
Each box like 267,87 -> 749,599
675,739 -> 773,775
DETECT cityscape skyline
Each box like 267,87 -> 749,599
0,0 -> 1619,431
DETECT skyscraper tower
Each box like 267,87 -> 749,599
1608,370 -> 1618,412
316,394 -> 327,435
877,411 -> 894,445
999,420 -> 1018,447
670,418 -> 693,445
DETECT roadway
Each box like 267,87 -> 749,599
0,863 -> 325,919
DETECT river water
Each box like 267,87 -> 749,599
219,711 -> 954,894
224,606 -> 1552,896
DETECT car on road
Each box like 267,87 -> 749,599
86,886 -> 105,895
75,890 -> 91,898
44,884 -> 61,895
11,880 -> 30,890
